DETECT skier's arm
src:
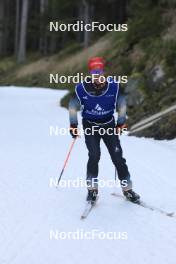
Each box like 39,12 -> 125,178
116,91 -> 127,126
68,92 -> 80,126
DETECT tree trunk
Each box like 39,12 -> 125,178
77,3 -> 84,43
17,0 -> 29,63
39,0 -> 48,55
0,0 -> 5,56
15,0 -> 20,56
83,0 -> 90,48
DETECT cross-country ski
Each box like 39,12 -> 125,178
111,192 -> 175,218
81,200 -> 98,220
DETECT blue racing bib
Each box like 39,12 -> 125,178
75,79 -> 119,121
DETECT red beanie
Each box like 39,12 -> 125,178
88,57 -> 105,74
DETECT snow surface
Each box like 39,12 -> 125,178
0,87 -> 176,264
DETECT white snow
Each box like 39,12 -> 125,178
0,86 -> 176,264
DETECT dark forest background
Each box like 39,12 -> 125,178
0,0 -> 175,61
0,0 -> 128,62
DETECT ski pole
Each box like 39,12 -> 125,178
57,137 -> 77,186
115,167 -> 117,182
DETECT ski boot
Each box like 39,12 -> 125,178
123,189 -> 140,203
86,189 -> 98,205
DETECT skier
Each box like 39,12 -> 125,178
69,57 -> 140,204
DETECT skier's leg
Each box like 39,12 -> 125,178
83,121 -> 101,191
102,130 -> 132,191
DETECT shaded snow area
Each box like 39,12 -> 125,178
0,87 -> 176,264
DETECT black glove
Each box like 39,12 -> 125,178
69,124 -> 79,138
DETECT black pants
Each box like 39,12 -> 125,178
83,118 -> 132,191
